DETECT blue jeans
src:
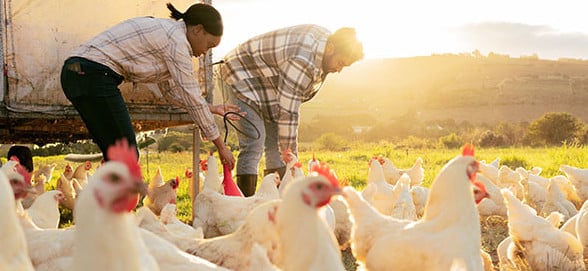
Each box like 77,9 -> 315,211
60,57 -> 138,161
222,83 -> 285,175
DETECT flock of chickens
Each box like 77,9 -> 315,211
2,141 -> 588,271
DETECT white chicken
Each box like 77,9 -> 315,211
134,206 -> 234,270
22,168 -> 52,209
496,165 -> 521,188
150,166 -> 165,186
70,140 -> 157,271
56,173 -> 77,211
193,173 -> 280,237
70,160 -> 92,188
478,159 -> 500,182
136,206 -> 203,251
378,156 -> 424,186
0,161 -> 35,271
488,157 -> 500,168
160,203 -> 203,239
33,162 -> 57,183
249,243 -> 282,271
519,176 -> 547,212
276,164 -> 345,271
25,190 -> 63,229
517,167 -> 549,188
139,228 -> 232,271
501,188 -> 585,271
540,178 -> 578,220
476,174 -> 507,218
576,200 -> 588,259
497,210 -> 566,269
560,164 -> 588,202
389,173 -> 417,220
62,163 -> 74,180
410,184 -> 429,218
550,175 -> 583,208
20,213 -> 75,271
343,144 -> 487,270
280,150 -> 337,234
279,149 -> 303,197
329,195 -> 353,249
143,175 -> 180,216
202,153 -> 224,194
185,200 -> 282,271
561,212 -> 579,237
307,151 -> 320,173
361,157 -> 396,215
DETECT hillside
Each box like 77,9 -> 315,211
301,54 -> 588,125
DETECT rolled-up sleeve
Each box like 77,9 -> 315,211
277,56 -> 314,152
158,36 -> 220,141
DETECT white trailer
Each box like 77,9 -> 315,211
0,0 -> 214,218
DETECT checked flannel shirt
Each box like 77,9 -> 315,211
72,17 -> 220,141
219,24 -> 329,153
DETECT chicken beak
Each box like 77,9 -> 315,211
25,183 -> 36,193
331,185 -> 343,196
133,181 -> 148,198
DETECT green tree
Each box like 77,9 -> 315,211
438,133 -> 463,148
314,133 -> 348,151
157,131 -> 193,152
527,112 -> 586,145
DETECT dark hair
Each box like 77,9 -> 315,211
7,145 -> 33,172
328,27 -> 364,62
167,2 -> 223,36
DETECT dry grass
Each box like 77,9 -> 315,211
480,216 -> 510,270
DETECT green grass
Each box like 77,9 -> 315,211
24,144 -> 588,270
28,144 -> 588,225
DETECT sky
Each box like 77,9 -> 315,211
210,0 -> 588,61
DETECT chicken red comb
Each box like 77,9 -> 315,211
185,168 -> 193,179
106,139 -> 142,181
199,159 -> 208,171
462,143 -> 475,157
294,161 -> 302,168
173,176 -> 180,189
376,155 -> 385,165
311,163 -> 339,188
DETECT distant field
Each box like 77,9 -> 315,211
300,55 -> 588,125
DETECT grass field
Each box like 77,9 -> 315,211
33,145 -> 587,221
28,144 -> 588,270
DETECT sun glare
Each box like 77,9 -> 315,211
213,0 -> 588,61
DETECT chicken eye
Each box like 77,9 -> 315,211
315,183 -> 324,190
108,173 -> 121,184
10,179 -> 19,186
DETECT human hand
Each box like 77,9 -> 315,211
209,104 -> 246,121
218,146 -> 235,169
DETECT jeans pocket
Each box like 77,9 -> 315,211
61,58 -> 122,98
60,62 -> 86,99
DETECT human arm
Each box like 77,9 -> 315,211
157,30 -> 237,167
276,56 -> 317,155
208,103 -> 246,121
211,137 -> 235,169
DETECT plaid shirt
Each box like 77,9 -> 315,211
219,24 -> 329,152
72,17 -> 219,141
